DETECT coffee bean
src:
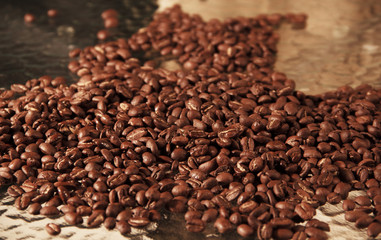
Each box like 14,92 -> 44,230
27,203 -> 42,215
64,212 -> 83,225
342,199 -> 356,211
214,218 -> 232,234
128,216 -> 150,227
355,216 -> 373,229
87,210 -> 105,228
116,220 -> 131,235
237,224 -> 254,237
273,228 -> 294,240
345,210 -> 368,222
186,218 -> 205,232
40,206 -> 60,217
45,223 -> 61,235
104,217 -> 116,230
354,195 -> 371,206
305,227 -> 328,240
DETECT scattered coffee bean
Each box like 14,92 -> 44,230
4,5 -> 381,240
45,223 -> 61,235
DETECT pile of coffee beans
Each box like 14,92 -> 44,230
1,5 -> 381,239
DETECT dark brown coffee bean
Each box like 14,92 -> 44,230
355,216 -> 373,229
116,209 -> 132,221
202,208 -> 218,223
354,195 -> 371,206
342,199 -> 356,211
273,228 -> 294,240
305,227 -> 328,240
186,218 -> 205,232
15,195 -> 30,210
295,202 -> 315,220
367,222 -> 381,238
27,202 -> 41,215
45,223 -> 61,235
87,210 -> 105,228
128,216 -> 150,227
326,192 -> 341,204
40,206 -> 60,216
116,220 -> 131,235
104,217 -> 116,230
214,217 -> 232,234
292,231 -> 307,240
258,223 -> 273,240
344,210 -> 368,222
64,212 -> 83,225
76,205 -> 92,216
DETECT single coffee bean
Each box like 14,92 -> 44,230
40,206 -> 60,216
214,217 -> 232,234
27,202 -> 42,215
354,195 -> 371,206
273,228 -> 294,240
104,217 -> 116,230
64,212 -> 83,225
367,222 -> 381,238
355,216 -> 373,229
116,220 -> 131,235
186,218 -> 205,232
305,227 -> 328,240
45,223 -> 61,235
342,199 -> 355,211
237,224 -> 254,237
344,211 -> 368,222
87,210 -> 105,228
128,216 -> 150,227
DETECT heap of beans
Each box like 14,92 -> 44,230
1,5 -> 381,239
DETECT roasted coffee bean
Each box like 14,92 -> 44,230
367,222 -> 381,238
273,228 -> 294,240
214,218 -> 232,234
186,218 -> 205,232
305,227 -> 328,240
292,231 -> 307,240
355,216 -> 373,229
64,212 -> 83,225
27,203 -> 42,215
345,210 -> 368,222
258,223 -> 273,240
87,210 -> 105,228
104,217 -> 116,230
116,209 -> 132,221
202,208 -> 218,223
236,224 -> 254,237
342,199 -> 356,211
2,5 -> 381,239
116,220 -> 131,235
40,206 -> 60,216
45,223 -> 61,236
354,195 -> 371,206
15,195 -> 30,210
128,216 -> 150,227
